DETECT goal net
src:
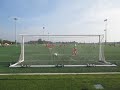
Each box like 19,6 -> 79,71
10,34 -> 116,67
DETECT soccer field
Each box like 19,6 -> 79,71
0,39 -> 120,90
0,45 -> 120,73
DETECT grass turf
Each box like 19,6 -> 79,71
0,45 -> 120,73
0,45 -> 120,90
0,74 -> 120,90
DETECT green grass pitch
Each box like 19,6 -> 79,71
0,45 -> 120,90
0,74 -> 120,90
0,44 -> 120,73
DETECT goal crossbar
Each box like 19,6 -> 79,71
19,34 -> 103,37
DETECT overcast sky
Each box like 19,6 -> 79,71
0,0 -> 120,42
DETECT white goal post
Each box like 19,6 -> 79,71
9,34 -> 116,67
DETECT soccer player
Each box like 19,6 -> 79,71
72,44 -> 77,56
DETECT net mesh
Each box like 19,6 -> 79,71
19,35 -> 105,65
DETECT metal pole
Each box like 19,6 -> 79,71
99,35 -> 101,61
14,18 -> 17,46
104,19 -> 107,45
22,35 -> 24,62
48,32 -> 49,41
43,27 -> 45,41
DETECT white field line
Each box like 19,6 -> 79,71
0,72 -> 120,75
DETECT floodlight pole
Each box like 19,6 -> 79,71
48,32 -> 49,41
43,27 -> 45,41
104,19 -> 108,45
14,18 -> 18,46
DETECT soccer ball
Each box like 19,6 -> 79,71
75,44 -> 77,47
54,53 -> 58,56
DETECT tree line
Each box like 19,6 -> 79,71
0,39 -> 15,44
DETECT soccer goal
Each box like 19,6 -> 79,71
10,34 -> 116,67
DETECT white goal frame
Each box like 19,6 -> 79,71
9,34 -> 117,67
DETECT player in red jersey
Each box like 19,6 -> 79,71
72,44 -> 77,56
